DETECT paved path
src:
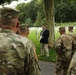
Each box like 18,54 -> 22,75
39,61 -> 55,75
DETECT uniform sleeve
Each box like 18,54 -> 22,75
72,38 -> 76,52
55,37 -> 62,54
24,40 -> 41,75
67,52 -> 76,75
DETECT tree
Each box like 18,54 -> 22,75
44,0 -> 55,47
0,0 -> 18,5
34,10 -> 42,27
55,2 -> 68,23
43,0 -> 76,47
55,1 -> 76,22
25,18 -> 33,27
16,1 -> 39,24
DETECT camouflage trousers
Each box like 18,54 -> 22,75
0,73 -> 24,75
0,66 -> 24,75
55,58 -> 70,75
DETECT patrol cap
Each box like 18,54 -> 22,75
0,7 -> 19,19
19,24 -> 28,31
59,27 -> 65,32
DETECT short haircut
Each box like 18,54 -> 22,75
69,26 -> 73,30
59,27 -> 65,32
19,24 -> 29,33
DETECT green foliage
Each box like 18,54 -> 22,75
16,0 -> 45,27
0,0 -> 18,5
55,3 -> 68,22
41,18 -> 47,25
1,0 -> 76,25
55,22 -> 76,26
66,2 -> 76,22
16,1 -> 39,24
55,1 -> 76,22
16,0 -> 76,26
25,18 -> 33,27
38,48 -> 57,62
34,11 -> 42,27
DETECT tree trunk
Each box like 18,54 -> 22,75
44,0 -> 55,47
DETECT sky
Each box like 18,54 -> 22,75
0,0 -> 31,8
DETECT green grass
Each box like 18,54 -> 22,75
38,48 -> 57,62
28,28 -> 57,62
28,26 -> 76,62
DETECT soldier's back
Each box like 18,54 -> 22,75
24,39 -> 41,75
60,34 -> 73,59
0,30 -> 29,75
61,34 -> 73,50
69,32 -> 76,42
67,52 -> 76,75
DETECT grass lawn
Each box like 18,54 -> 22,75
28,26 -> 76,62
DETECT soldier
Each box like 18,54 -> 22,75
68,26 -> 75,34
0,7 -> 40,75
55,27 -> 74,75
67,52 -> 76,75
17,24 -> 41,75
68,26 -> 76,56
17,24 -> 29,38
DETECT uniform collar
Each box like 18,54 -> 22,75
1,29 -> 15,33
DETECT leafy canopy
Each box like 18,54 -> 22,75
0,0 -> 18,5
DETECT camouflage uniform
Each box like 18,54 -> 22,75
67,52 -> 76,75
67,26 -> 76,75
68,26 -> 76,56
18,24 -> 41,75
25,40 -> 41,75
0,7 -> 41,75
55,27 -> 74,75
20,24 -> 38,60
0,29 -> 29,75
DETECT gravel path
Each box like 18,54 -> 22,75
39,61 -> 55,75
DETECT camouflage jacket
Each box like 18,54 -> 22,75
67,52 -> 76,75
24,40 -> 41,75
55,34 -> 74,61
68,32 -> 76,50
0,29 -> 41,75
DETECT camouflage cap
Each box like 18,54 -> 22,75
0,7 -> 19,19
59,27 -> 65,32
19,24 -> 28,31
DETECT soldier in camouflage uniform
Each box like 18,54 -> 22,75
67,26 -> 76,75
55,27 -> 74,75
17,24 -> 29,38
67,52 -> 76,75
17,24 -> 41,75
68,26 -> 76,56
0,7 -> 41,75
